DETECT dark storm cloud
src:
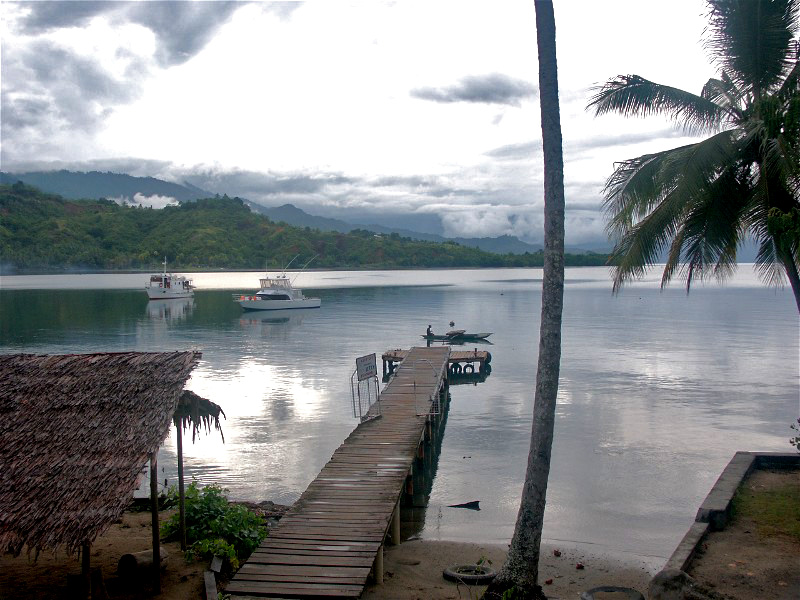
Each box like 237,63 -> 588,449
125,1 -> 245,67
0,94 -> 49,128
13,1 -> 113,31
13,1 -> 249,67
411,73 -> 536,106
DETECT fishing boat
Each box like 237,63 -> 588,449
234,256 -> 321,311
145,258 -> 194,300
422,330 -> 493,342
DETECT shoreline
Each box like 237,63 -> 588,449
361,539 -> 655,600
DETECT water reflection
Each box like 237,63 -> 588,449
237,308 -> 319,336
146,297 -> 194,321
401,391 -> 451,540
0,269 -> 796,564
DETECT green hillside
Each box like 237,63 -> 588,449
0,183 -> 609,272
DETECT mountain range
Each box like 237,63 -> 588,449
0,170 -> 570,255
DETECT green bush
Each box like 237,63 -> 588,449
161,481 -> 267,568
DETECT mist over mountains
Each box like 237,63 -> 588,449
1,169 -> 592,255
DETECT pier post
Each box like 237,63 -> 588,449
149,452 -> 161,594
390,498 -> 401,544
374,545 -> 384,584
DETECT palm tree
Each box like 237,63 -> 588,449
484,1 -> 565,597
588,0 -> 800,312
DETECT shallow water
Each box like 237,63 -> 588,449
1,266 -> 797,566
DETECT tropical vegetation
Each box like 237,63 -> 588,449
160,481 -> 266,570
588,0 -> 800,312
0,183 -> 608,272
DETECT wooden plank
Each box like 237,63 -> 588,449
252,547 -> 375,557
245,554 -> 374,567
236,564 -> 371,577
232,573 -> 366,585
226,580 -> 362,597
204,570 -> 217,600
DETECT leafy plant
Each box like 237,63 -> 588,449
161,481 -> 266,568
791,418 -> 800,452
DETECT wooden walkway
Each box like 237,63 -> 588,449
226,346 -> 451,599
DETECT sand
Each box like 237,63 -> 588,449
361,540 -> 654,600
1,512 -> 654,600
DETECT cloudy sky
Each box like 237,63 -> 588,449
1,0 -> 717,247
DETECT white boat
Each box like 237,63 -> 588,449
145,258 -> 194,300
234,273 -> 321,311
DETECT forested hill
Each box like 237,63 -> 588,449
0,183 -> 609,272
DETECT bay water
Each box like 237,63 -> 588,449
1,267 -> 797,568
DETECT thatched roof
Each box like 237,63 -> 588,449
176,389 -> 225,442
0,351 -> 200,556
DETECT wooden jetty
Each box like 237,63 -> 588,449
226,346 -> 451,598
382,348 -> 491,379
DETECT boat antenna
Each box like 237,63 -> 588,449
282,254 -> 300,276
292,254 -> 318,284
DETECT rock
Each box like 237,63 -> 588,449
648,568 -> 728,600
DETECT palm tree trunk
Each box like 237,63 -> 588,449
484,1 -> 565,597
779,251 -> 800,313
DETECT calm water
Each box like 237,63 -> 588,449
1,267 -> 797,568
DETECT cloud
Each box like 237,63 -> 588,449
485,141 -> 540,161
11,1 -> 251,67
411,73 -> 536,106
111,193 -> 178,209
125,1 -> 245,67
567,127 -> 688,155
12,1 -> 114,31
179,169 -> 355,199
1,38 -> 141,161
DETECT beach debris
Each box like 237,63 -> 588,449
648,568 -> 727,600
447,500 -> 480,510
576,562 -> 585,570
553,549 -> 561,557
544,578 -> 553,585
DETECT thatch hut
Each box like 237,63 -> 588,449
0,351 -> 202,563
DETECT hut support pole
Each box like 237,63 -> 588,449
176,422 -> 186,551
81,542 -> 90,599
150,453 -> 161,594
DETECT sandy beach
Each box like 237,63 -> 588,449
0,508 -> 656,600
362,540 -> 654,600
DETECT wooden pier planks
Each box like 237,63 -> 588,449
226,346 -> 450,598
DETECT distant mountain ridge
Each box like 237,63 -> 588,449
248,202 -> 545,254
0,170 -> 213,203
3,169 -> 552,255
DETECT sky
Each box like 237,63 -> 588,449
0,0 -> 719,247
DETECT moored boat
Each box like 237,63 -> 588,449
145,258 -> 194,300
234,273 -> 321,311
422,330 -> 493,341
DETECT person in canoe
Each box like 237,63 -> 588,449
426,324 -> 433,337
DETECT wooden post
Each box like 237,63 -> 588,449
149,453 -> 161,594
176,422 -> 186,551
81,542 -> 90,600
374,545 -> 384,584
390,498 -> 401,545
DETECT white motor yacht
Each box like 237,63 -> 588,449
234,273 -> 321,311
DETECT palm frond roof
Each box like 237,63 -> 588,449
0,351 -> 202,556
